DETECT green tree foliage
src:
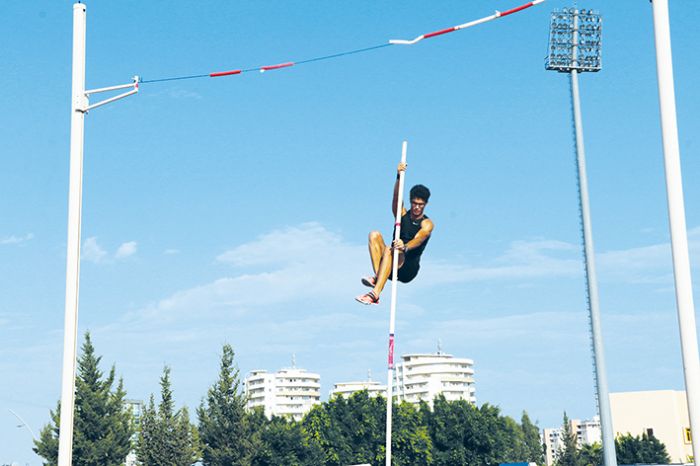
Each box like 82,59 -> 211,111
197,344 -> 253,465
423,396 -> 530,466
522,411 -> 545,466
137,366 -> 200,465
580,442 -> 602,466
555,412 -> 581,466
303,391 -> 385,466
392,401 -> 432,465
303,391 -> 433,466
33,332 -> 133,466
251,415 -> 324,466
615,432 -> 671,465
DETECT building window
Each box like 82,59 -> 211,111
684,428 -> 692,444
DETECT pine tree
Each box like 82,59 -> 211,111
555,412 -> 581,466
137,366 -> 200,465
33,332 -> 133,466
522,411 -> 545,466
197,344 -> 252,465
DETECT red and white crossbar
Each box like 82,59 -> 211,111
389,0 -> 545,45
205,0 -> 545,80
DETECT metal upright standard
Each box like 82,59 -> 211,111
58,4 -> 138,466
385,141 -> 408,466
546,9 -> 618,466
650,1 -> 700,464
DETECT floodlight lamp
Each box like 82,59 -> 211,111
545,7 -> 602,73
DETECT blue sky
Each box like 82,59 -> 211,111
2,0 -> 700,464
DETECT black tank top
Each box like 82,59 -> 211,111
395,212 -> 430,261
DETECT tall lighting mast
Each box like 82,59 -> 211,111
546,9 -> 617,466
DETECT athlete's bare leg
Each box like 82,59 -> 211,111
368,231 -> 386,275
372,244 -> 404,297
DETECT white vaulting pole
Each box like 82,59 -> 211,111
385,141 -> 408,466
58,4 -> 87,466
651,2 -> 700,464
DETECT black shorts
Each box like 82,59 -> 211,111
390,259 -> 420,283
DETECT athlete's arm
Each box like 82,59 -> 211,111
404,219 -> 434,252
392,162 -> 408,218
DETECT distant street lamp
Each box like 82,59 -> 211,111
546,9 -> 617,466
9,409 -> 37,442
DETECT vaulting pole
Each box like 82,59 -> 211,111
58,4 -> 87,466
385,141 -> 407,466
651,2 -> 700,464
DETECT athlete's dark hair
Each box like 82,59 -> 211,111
410,184 -> 431,202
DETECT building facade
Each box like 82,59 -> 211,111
610,390 -> 692,464
330,379 -> 387,399
124,399 -> 144,466
393,352 -> 476,406
245,367 -> 321,421
543,416 -> 601,466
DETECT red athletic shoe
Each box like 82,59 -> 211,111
361,276 -> 376,288
355,290 -> 380,305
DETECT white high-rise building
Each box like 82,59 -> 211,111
330,371 -> 387,399
124,399 -> 144,466
393,351 -> 476,406
543,416 -> 601,466
245,364 -> 321,421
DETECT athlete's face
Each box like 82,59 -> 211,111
410,198 -> 427,218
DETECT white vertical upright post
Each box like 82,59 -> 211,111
58,4 -> 87,466
385,141 -> 408,466
651,2 -> 700,464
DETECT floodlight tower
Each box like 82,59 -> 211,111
546,9 -> 617,466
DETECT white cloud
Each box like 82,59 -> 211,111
596,227 -> 700,284
107,223 -> 700,328
115,241 -> 137,259
164,249 -> 180,255
154,223 -> 365,315
82,237 -> 108,263
419,239 -> 582,287
216,222 -> 346,267
0,233 -> 34,245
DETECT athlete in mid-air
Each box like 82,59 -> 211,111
355,162 -> 434,305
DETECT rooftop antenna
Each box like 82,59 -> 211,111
437,339 -> 443,354
368,369 -> 372,381
291,353 -> 296,368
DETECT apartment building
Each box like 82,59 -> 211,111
330,376 -> 387,399
245,366 -> 321,421
543,416 -> 601,466
393,351 -> 476,406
